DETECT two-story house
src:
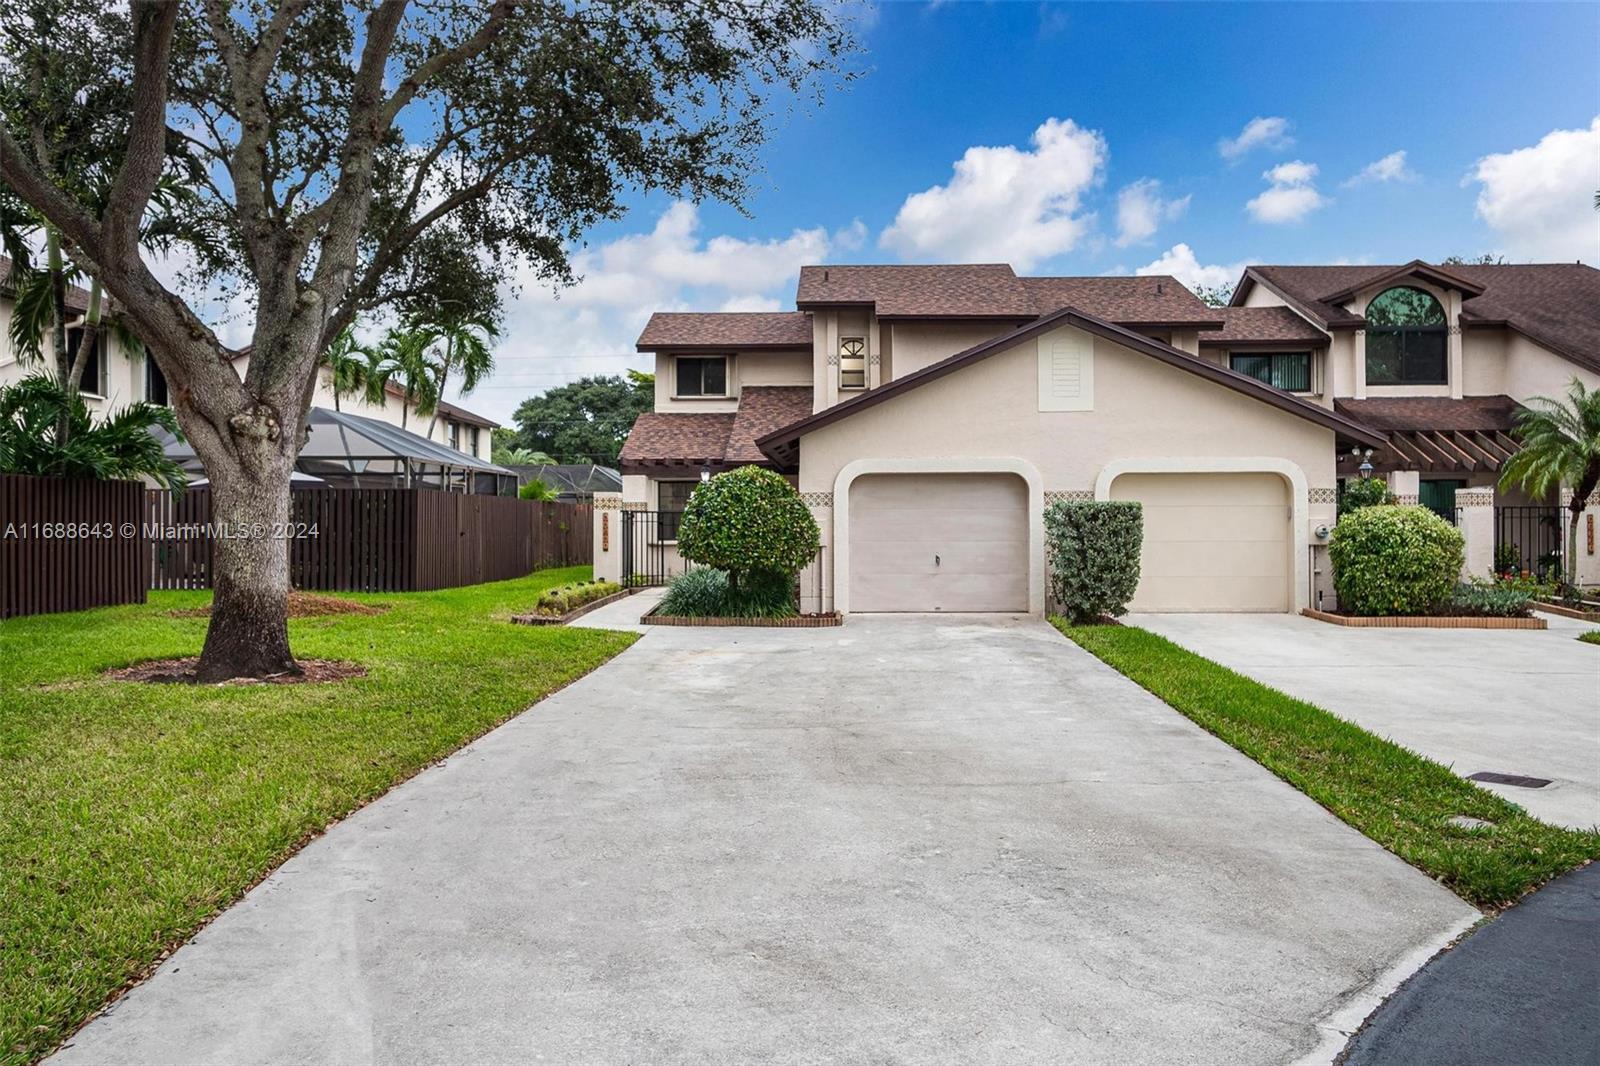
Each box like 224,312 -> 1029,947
614,260 -> 1600,616
1,256 -> 499,470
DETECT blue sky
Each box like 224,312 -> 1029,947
475,1 -> 1600,420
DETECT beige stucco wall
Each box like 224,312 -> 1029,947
797,325 -> 1340,613
883,320 -> 1016,378
0,297 -> 147,412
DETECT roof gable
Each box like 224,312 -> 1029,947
757,306 -> 1384,467
637,311 -> 812,350
795,264 -> 1035,318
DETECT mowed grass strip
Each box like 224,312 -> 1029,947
1053,621 -> 1600,910
0,568 -> 636,1066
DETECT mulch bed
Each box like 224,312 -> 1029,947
1301,608 -> 1545,630
641,607 -> 842,628
167,592 -> 387,619
104,657 -> 368,685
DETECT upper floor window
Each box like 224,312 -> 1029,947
145,353 -> 170,405
839,337 -> 866,390
1231,351 -> 1312,392
449,421 -> 462,450
1365,287 -> 1446,385
66,327 -> 106,396
469,426 -> 480,455
675,356 -> 727,397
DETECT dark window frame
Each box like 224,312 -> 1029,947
1229,351 -> 1313,393
144,354 -> 169,406
1364,286 -> 1449,386
66,327 -> 105,396
675,356 -> 729,398
655,479 -> 697,541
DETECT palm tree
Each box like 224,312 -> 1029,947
493,445 -> 557,466
0,374 -> 187,491
418,310 -> 498,439
321,325 -> 372,412
364,326 -> 440,430
518,478 -> 560,502
1499,377 -> 1600,589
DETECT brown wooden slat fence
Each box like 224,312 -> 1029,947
148,487 -> 592,592
2,473 -> 148,618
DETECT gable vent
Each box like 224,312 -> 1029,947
1038,331 -> 1094,412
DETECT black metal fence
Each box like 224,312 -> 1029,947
620,509 -> 686,587
1495,505 -> 1563,576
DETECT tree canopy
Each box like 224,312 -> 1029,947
509,372 -> 653,465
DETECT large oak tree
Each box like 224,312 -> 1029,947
0,0 -> 852,680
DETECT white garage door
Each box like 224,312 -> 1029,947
1109,472 -> 1291,612
849,473 -> 1029,612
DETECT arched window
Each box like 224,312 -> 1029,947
1365,286 -> 1447,385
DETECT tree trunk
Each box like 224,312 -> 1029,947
181,395 -> 304,682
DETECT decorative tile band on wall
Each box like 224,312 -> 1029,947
1044,490 -> 1095,505
594,497 -> 621,510
1562,491 -> 1600,507
1456,488 -> 1495,508
1395,494 -> 1419,506
1308,487 -> 1337,505
825,353 -> 839,366
622,501 -> 647,511
800,492 -> 834,507
868,353 -> 881,366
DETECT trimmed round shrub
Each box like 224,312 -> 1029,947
1329,505 -> 1464,616
1045,500 -> 1143,623
676,466 -> 820,587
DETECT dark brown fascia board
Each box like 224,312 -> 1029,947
794,299 -> 876,310
1320,260 -> 1486,303
875,314 -> 1036,322
1198,338 -> 1330,350
755,304 -> 1387,462
1234,268 -> 1364,331
636,343 -> 809,353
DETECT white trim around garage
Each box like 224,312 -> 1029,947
832,457 -> 1046,616
1093,456 -> 1311,612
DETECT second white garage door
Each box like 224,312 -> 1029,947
1109,472 -> 1291,612
849,473 -> 1029,612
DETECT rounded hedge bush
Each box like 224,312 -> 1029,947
675,466 -> 820,585
1328,505 -> 1464,616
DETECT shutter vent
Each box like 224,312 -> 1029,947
1038,331 -> 1094,411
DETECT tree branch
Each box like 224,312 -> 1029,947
103,1 -> 180,260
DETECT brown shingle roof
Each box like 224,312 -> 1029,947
1334,395 -> 1520,433
725,386 -> 814,463
0,255 -> 96,313
637,311 -> 812,350
1201,306 -> 1329,347
795,264 -> 1036,318
1020,276 -> 1224,327
1242,262 -> 1600,372
620,386 -> 814,468
620,411 -> 736,467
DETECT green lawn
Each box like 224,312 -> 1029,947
1053,620 -> 1600,910
0,569 -> 636,1066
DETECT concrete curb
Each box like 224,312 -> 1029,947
1292,911 -> 1483,1066
1301,608 -> 1545,629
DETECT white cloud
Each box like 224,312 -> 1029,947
1134,243 -> 1248,293
1114,178 -> 1190,247
879,117 -> 1107,269
1469,117 -> 1600,262
467,202 -> 852,422
1343,150 -> 1416,187
1218,116 -> 1293,161
1246,160 -> 1328,224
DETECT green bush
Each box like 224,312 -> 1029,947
676,466 -> 820,588
1329,505 -> 1464,615
532,579 -> 620,616
519,478 -> 558,501
1448,582 -> 1533,618
1337,476 -> 1394,516
1045,501 -> 1143,623
1493,542 -> 1522,576
657,567 -> 795,618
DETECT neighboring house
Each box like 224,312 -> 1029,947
613,261 -> 1600,615
0,256 -> 497,466
509,463 -> 623,502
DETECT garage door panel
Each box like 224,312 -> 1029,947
849,473 -> 1028,613
1111,472 -> 1291,613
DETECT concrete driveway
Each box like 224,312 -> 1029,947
1132,612 -> 1600,830
53,606 -> 1474,1066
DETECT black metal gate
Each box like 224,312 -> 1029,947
1495,505 -> 1563,576
620,509 -> 684,586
